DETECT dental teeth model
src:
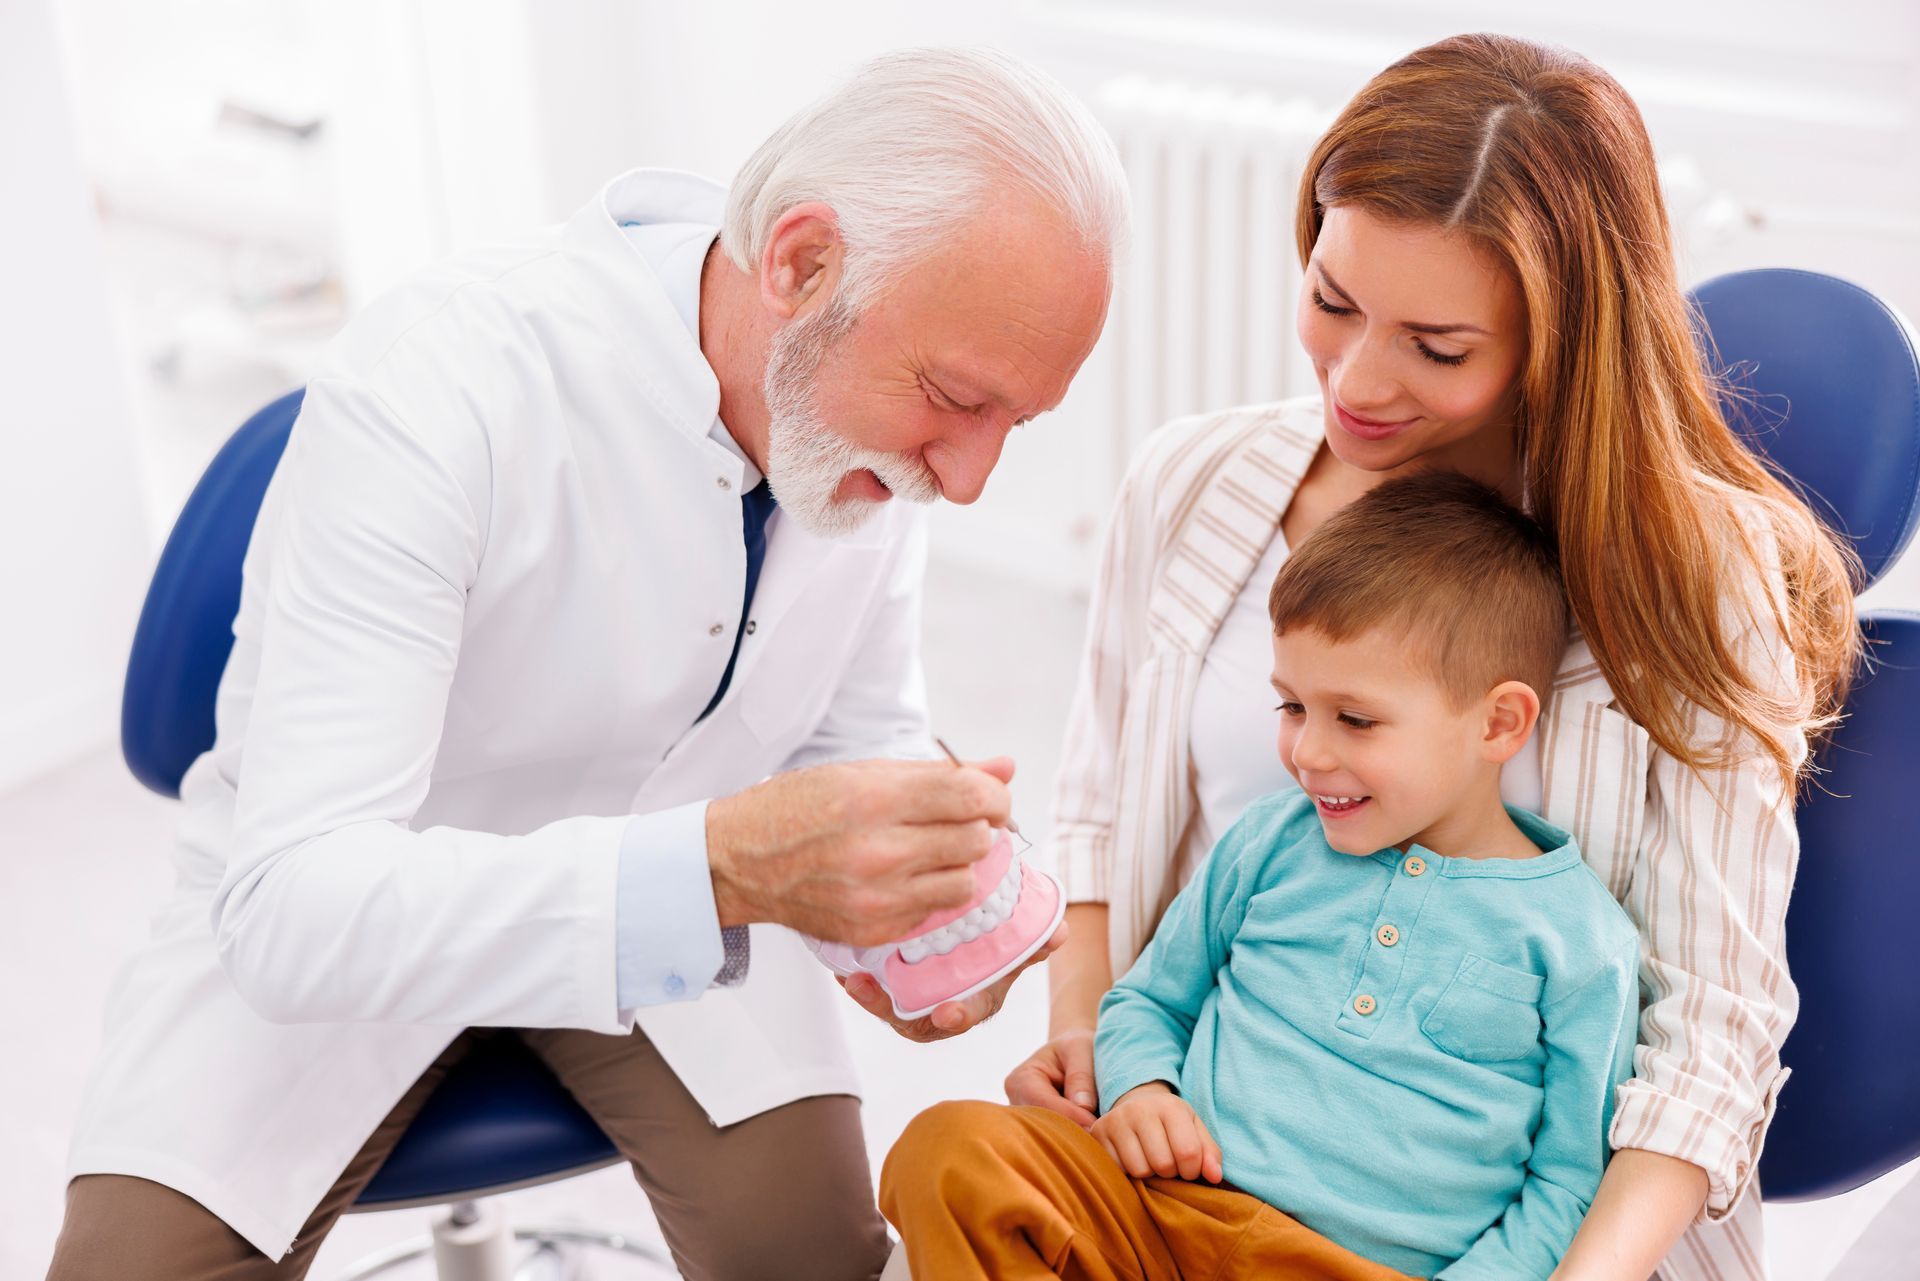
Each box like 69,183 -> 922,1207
804,828 -> 1065,1020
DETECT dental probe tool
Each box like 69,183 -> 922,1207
933,735 -> 1023,837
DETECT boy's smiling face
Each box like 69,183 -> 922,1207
1269,625 -> 1533,857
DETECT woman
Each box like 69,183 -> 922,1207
1005,33 -> 1858,1280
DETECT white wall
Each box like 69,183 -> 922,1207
0,0 -> 153,791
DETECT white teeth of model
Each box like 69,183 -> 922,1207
895,852 -> 1030,963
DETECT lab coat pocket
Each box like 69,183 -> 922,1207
1421,953 -> 1547,1062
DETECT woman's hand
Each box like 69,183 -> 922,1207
1004,1026 -> 1100,1128
1090,1081 -> 1224,1183
1004,902 -> 1115,1127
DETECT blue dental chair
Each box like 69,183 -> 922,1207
1688,269 -> 1920,1201
121,392 -> 676,1278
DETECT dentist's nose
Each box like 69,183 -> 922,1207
931,422 -> 1010,505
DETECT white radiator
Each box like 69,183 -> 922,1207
1093,76 -> 1331,461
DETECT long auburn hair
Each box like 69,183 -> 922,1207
1295,33 -> 1861,791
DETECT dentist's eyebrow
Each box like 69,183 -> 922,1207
1316,265 -> 1490,337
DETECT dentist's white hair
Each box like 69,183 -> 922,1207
722,47 -> 1129,311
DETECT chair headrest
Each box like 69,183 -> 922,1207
1689,268 -> 1920,589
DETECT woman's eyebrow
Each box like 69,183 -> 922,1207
1316,264 -> 1491,337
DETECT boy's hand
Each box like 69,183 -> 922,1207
1090,1081 -> 1225,1183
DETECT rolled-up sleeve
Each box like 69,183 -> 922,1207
1049,418 -> 1212,903
1050,496 -> 1139,903
1609,576 -> 1805,1218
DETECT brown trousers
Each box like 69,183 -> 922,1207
879,1101 -> 1417,1281
46,1026 -> 891,1281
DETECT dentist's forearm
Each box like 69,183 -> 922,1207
1048,902 -> 1114,1034
1550,1149 -> 1708,1281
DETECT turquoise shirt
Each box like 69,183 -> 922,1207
1097,791 -> 1640,1280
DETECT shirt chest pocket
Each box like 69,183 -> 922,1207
1420,953 -> 1547,1062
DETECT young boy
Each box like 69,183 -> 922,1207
881,472 -> 1641,1280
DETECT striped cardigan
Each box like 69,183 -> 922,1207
1050,396 -> 1801,1280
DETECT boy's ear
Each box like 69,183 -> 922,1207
1480,680 -> 1541,765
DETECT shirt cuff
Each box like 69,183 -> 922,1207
615,800 -> 725,1008
1608,1067 -> 1790,1218
1052,826 -> 1112,903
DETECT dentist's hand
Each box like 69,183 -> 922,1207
838,920 -> 1068,1043
705,756 -> 1016,947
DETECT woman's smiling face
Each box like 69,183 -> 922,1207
1296,206 -> 1528,479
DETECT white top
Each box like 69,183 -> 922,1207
1189,522 -> 1543,852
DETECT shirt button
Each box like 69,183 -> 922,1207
717,476 -> 733,491
664,974 -> 686,997
1376,924 -> 1400,947
708,622 -> 725,637
1352,994 -> 1377,1016
1403,855 -> 1427,877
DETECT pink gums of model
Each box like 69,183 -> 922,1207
804,829 -> 1065,1020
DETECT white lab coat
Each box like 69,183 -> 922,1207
67,170 -> 932,1259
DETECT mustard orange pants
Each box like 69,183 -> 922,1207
880,1100 -> 1417,1280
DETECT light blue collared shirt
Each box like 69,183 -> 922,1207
1097,790 -> 1640,1279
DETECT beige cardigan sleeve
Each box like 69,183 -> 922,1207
1049,412 -> 1243,903
1608,540 -> 1807,1219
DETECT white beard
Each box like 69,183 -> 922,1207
762,300 -> 940,539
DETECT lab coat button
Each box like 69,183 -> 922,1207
745,620 -> 757,635
1353,994 -> 1377,1016
717,476 -> 732,491
709,622 -> 725,637
664,974 -> 686,997
1403,855 -> 1427,877
1376,924 -> 1399,947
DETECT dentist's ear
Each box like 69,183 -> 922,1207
1480,680 -> 1542,764
758,202 -> 843,319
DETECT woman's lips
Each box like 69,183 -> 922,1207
1333,401 -> 1417,442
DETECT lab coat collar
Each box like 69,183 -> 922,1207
568,168 -> 732,443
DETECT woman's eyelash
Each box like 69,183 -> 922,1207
1313,288 -> 1471,368
1310,287 -> 1353,317
1414,341 -> 1469,368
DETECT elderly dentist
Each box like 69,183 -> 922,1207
49,48 -> 1126,1281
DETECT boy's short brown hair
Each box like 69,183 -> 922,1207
1268,470 -> 1568,705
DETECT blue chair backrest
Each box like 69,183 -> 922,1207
1692,269 -> 1920,587
121,388 -> 303,797
1689,270 -> 1920,1199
